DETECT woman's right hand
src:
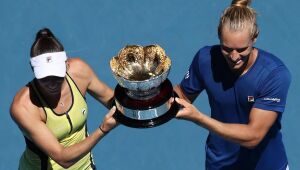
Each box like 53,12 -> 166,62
99,106 -> 118,133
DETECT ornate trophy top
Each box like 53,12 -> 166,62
110,44 -> 171,91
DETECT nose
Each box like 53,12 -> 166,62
229,50 -> 240,61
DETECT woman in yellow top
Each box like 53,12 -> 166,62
10,28 -> 117,170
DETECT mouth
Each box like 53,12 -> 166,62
234,59 -> 242,65
37,81 -> 63,94
46,84 -> 61,91
228,58 -> 242,66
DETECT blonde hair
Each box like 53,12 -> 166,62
218,0 -> 259,39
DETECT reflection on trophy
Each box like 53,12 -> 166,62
110,44 -> 179,128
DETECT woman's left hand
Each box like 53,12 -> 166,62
99,106 -> 118,133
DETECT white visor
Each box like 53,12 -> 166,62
30,51 -> 67,79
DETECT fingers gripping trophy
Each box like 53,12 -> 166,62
110,44 -> 179,128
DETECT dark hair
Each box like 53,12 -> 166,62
30,28 -> 64,57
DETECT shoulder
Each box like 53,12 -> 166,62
194,45 -> 220,63
257,49 -> 290,73
10,86 -> 42,125
11,86 -> 31,113
190,45 -> 220,69
196,45 -> 215,58
68,57 -> 91,71
255,49 -> 291,88
66,57 -> 101,91
67,57 -> 95,79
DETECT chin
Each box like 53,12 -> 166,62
232,66 -> 242,70
228,64 -> 243,72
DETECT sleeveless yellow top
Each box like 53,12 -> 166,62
19,74 -> 95,170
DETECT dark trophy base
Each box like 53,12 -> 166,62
113,79 -> 179,128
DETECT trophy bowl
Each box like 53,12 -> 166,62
110,44 -> 179,128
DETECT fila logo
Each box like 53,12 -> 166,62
248,96 -> 255,102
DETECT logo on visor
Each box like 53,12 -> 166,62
46,56 -> 52,63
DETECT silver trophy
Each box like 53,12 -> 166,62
110,44 -> 179,128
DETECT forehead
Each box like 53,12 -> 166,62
220,27 -> 252,47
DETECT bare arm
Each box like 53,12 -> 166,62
88,73 -> 114,109
85,63 -> 114,108
68,58 -> 114,109
174,85 -> 198,103
10,89 -> 116,168
174,86 -> 277,149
